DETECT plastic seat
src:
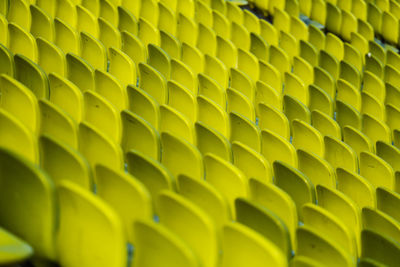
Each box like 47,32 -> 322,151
293,56 -> 313,87
235,198 -> 291,258
299,40 -> 318,67
227,89 -> 255,122
309,84 -> 334,117
361,229 -> 400,266
343,125 -> 373,157
132,220 -> 198,267
57,181 -> 126,267
148,43 -> 170,79
382,11 -> 398,45
274,161 -> 315,221
255,81 -> 282,112
121,31 -> 146,75
94,165 -> 152,243
204,154 -> 248,218
350,32 -> 368,57
359,151 -> 394,190
54,18 -> 80,55
319,50 -> 339,81
197,23 -> 216,56
36,37 -> 65,77
168,81 -> 196,123
362,114 -> 391,144
157,191 -> 218,267
121,110 -> 160,161
0,227 -> 33,265
81,0 -> 100,17
0,148 -> 56,260
39,99 -> 78,148
365,54 -> 384,79
138,17 -> 159,47
340,10 -> 357,41
7,0 -> 30,30
343,43 -> 362,72
204,54 -> 229,89
292,119 -> 324,157
161,132 -> 203,180
83,90 -> 121,144
55,0 -> 77,29
160,104 -> 194,144
386,104 -> 400,138
297,149 -> 335,188
361,92 -> 385,121
336,168 -> 375,209
250,33 -> 269,62
339,61 -> 361,90
311,110 -> 341,139
76,5 -> 99,38
221,222 -> 286,267
335,100 -> 362,131
181,42 -> 204,75
386,82 -> 400,107
279,31 -> 298,63
99,18 -> 121,51
269,45 -> 290,74
109,47 -> 136,88
336,79 -> 361,111
212,10 -> 230,39
283,95 -> 311,127
313,66 -> 335,99
170,58 -> 197,94
261,129 -> 297,167
138,62 -> 167,104
66,53 -> 94,93
258,60 -> 282,94
94,70 -> 127,112
197,95 -> 229,137
243,9 -> 259,33
302,203 -> 357,259
358,18 -> 374,42
177,174 -> 230,232
176,13 -> 197,46
363,71 -> 385,103
296,226 -> 354,267
308,24 -> 325,51
118,6 -> 138,36
78,122 -> 124,171
232,141 -> 272,183
80,31 -> 107,71
385,65 -> 400,89
230,21 -> 250,51
0,74 -> 39,135
237,48 -> 259,82
195,121 -> 231,161
284,72 -> 308,106
30,5 -> 54,42
198,73 -> 226,109
375,142 -> 400,175
386,49 -> 400,70
99,0 -> 118,26
226,1 -> 243,24
0,44 -> 14,77
290,16 -> 308,41
362,207 -> 400,244
273,8 -> 290,33
257,103 -> 289,139
367,2 -> 383,33
39,134 -> 92,190
8,23 -> 37,62
195,0 -> 213,28
259,19 -> 278,47
324,136 -> 358,173
160,30 -> 181,60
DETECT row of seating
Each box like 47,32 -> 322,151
1,0 -> 400,266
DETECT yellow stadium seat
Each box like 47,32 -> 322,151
360,151 -> 394,190
36,37 -> 65,77
121,31 -> 146,76
57,181 -> 126,267
250,32 -> 269,62
340,10 -> 357,41
109,47 -> 136,88
343,125 -> 373,157
99,0 -> 118,26
274,160 -> 315,221
140,0 -> 159,27
177,13 -> 197,46
177,174 -> 230,232
94,164 -> 152,243
258,60 -> 282,94
311,110 -> 341,139
78,122 -> 124,171
39,134 -> 92,190
324,135 -> 358,173
325,2 -> 342,35
361,91 -> 385,120
0,226 -> 33,265
344,43 -> 362,72
95,70 -> 127,111
293,56 -> 313,87
118,6 -> 138,36
284,72 -> 308,106
170,58 -> 197,94
319,50 -> 339,80
269,45 -> 291,75
362,114 -> 391,144
376,141 -> 400,174
339,61 -> 361,90
138,17 -> 159,47
54,18 -> 80,55
363,71 -> 385,103
296,226 -> 354,266
226,1 -> 243,24
30,5 -> 54,42
39,99 -> 78,148
0,148 -> 56,260
0,74 -> 39,135
157,190 -> 218,267
8,23 -> 36,62
285,0 -> 299,17
204,54 -> 229,89
215,36 -> 236,71
161,132 -> 203,180
76,5 -> 99,38
195,0 -> 213,28
66,52 -> 94,93
261,129 -> 297,167
283,95 -> 311,126
230,21 -> 250,51
259,19 -> 278,46
212,10 -> 230,39
80,31 -> 107,71
297,149 -> 336,188
257,103 -> 289,140
121,0 -> 140,18
310,0 -> 326,25
197,23 -> 216,56
386,104 -> 400,136
235,198 -> 291,258
0,44 -> 14,77
255,81 -> 282,111
386,82 -> 400,107
121,110 -> 160,160
336,100 -> 362,131
138,62 -> 167,104
227,88 -> 255,121
350,32 -> 368,57
370,41 -> 386,64
309,84 -> 334,117
292,119 -> 324,157
361,229 -> 400,266
160,30 -> 181,60
204,153 -> 248,218
337,78 -> 361,111
382,11 -> 399,45
7,0 -> 30,30
181,43 -> 203,76
0,14 -> 6,46
229,111 -> 259,151
313,66 -> 335,99
197,95 -> 229,137
299,40 -> 318,67
160,104 -> 194,144
308,25 -> 325,51
221,222 -> 286,267
237,48 -> 259,82
81,0 -> 100,17
148,43 -> 170,79
198,73 -> 226,109
168,81 -> 196,123
365,54 -> 384,79
158,2 -> 176,35
377,187 -> 400,224
195,121 -> 231,161
98,17 -> 121,51
362,207 -> 400,244
55,0 -> 77,28
273,8 -> 290,33
279,31 -> 298,62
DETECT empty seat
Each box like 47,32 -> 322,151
261,129 -> 297,167
195,121 -> 231,161
160,104 -> 195,144
292,119 -> 324,157
324,136 -> 358,173
311,110 -> 341,140
257,103 -> 289,140
80,31 -> 107,71
197,95 -> 229,137
360,151 -> 394,190
343,126 -> 373,157
66,53 -> 94,92
361,229 -> 400,266
37,37 -> 66,77
229,112 -> 260,152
